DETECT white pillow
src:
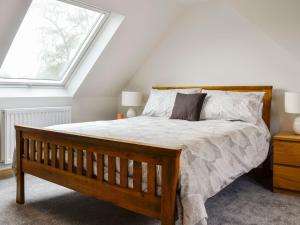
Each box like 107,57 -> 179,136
142,88 -> 202,117
200,90 -> 264,124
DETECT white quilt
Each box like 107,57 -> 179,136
48,116 -> 270,225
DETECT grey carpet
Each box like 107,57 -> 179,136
0,175 -> 299,225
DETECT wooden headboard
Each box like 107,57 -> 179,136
153,86 -> 273,129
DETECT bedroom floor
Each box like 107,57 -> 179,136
0,175 -> 299,225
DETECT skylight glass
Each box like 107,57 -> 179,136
0,0 -> 105,83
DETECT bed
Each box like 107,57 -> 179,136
15,86 -> 272,225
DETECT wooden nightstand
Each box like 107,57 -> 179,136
273,132 -> 300,195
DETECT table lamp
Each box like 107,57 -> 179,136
122,91 -> 142,118
285,92 -> 300,134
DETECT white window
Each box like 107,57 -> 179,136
0,0 -> 108,86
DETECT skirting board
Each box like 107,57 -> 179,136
0,168 -> 13,179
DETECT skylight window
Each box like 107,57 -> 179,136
0,0 -> 107,86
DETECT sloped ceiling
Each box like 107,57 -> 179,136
226,0 -> 300,61
0,0 -> 31,65
74,0 -> 183,97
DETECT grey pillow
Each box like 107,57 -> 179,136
170,93 -> 207,121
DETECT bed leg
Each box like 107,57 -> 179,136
160,157 -> 180,225
16,170 -> 24,204
161,215 -> 175,225
16,129 -> 25,204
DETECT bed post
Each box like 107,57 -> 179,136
161,155 -> 180,225
16,129 -> 25,204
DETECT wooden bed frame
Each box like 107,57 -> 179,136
16,86 -> 272,225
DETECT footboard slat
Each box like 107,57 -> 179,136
120,158 -> 128,188
97,153 -> 104,181
86,151 -> 93,178
58,146 -> 64,170
133,161 -> 142,191
36,141 -> 42,163
24,139 -> 29,160
147,162 -> 156,195
16,125 -> 181,225
67,146 -> 73,173
77,149 -> 83,175
51,144 -> 57,168
44,143 -> 49,166
108,156 -> 116,184
30,140 -> 35,161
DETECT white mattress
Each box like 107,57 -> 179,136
48,116 -> 270,225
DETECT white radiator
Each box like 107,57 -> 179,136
1,107 -> 72,164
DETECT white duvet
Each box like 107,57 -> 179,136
48,116 -> 270,225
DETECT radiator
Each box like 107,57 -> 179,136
1,107 -> 72,164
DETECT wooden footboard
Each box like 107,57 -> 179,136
15,125 -> 181,225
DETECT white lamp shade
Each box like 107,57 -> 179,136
285,92 -> 300,114
122,91 -> 142,107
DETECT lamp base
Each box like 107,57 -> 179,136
126,107 -> 136,118
293,116 -> 300,134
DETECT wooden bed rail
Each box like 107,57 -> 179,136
16,125 -> 181,225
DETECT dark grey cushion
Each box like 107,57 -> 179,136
170,93 -> 207,121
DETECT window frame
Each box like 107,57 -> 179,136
0,0 -> 110,87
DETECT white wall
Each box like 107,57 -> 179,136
72,97 -> 118,122
126,0 -> 300,133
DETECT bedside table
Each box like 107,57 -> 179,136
273,132 -> 300,195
